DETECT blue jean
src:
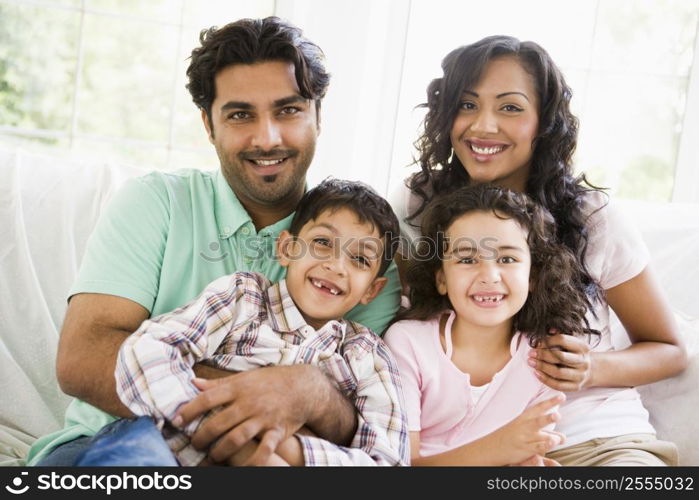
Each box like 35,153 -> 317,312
36,417 -> 178,466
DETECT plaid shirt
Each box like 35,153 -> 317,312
116,271 -> 409,466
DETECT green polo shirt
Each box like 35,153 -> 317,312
27,168 -> 400,464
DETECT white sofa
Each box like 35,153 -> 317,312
1,147 -> 698,466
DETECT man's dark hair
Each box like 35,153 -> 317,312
289,178 -> 400,277
186,16 -> 330,133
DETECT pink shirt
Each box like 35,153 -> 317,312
384,310 -> 561,457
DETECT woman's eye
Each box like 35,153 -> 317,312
502,104 -> 523,112
500,256 -> 516,264
457,257 -> 475,264
460,101 -> 477,110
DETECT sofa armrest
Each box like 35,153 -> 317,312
636,315 -> 699,465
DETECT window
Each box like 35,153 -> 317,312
3,0 -> 699,202
0,0 -> 273,170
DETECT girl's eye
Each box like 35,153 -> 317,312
502,104 -> 523,112
500,256 -> 517,264
460,101 -> 477,111
457,257 -> 476,264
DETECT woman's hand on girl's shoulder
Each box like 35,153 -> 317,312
529,331 -> 593,392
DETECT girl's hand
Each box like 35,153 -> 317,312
529,331 -> 593,391
489,394 -> 566,465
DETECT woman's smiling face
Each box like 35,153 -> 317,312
450,56 -> 540,193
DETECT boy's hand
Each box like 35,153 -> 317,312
488,394 -> 566,465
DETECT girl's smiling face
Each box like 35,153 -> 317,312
450,56 -> 540,193
436,210 -> 531,333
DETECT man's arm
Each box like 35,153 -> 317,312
56,293 -> 145,417
55,292 -> 233,416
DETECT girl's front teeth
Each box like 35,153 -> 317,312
473,295 -> 503,302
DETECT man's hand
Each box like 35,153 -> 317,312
174,364 -> 356,465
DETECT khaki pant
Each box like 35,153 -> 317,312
547,433 -> 679,466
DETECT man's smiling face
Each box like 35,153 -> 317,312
203,60 -> 320,210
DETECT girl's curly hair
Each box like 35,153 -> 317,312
398,184 -> 599,346
407,35 -> 603,304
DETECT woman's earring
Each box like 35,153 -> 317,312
447,148 -> 454,164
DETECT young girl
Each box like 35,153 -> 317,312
384,184 -> 597,465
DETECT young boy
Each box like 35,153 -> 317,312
101,178 -> 408,466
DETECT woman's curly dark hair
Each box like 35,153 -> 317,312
408,35 -> 603,302
398,184 -> 599,346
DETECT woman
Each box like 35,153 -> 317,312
391,35 -> 687,466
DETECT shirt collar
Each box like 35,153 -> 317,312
213,170 -> 297,239
213,170 -> 251,238
266,279 -> 347,342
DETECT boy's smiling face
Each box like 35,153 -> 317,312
277,207 -> 388,329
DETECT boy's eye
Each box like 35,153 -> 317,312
312,237 -> 331,247
352,255 -> 370,268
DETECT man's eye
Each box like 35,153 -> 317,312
228,111 -> 250,120
280,106 -> 300,115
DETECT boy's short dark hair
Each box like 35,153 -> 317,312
289,178 -> 400,276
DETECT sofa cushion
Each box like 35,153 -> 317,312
0,147 -> 146,465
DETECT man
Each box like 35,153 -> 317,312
28,16 -> 400,466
